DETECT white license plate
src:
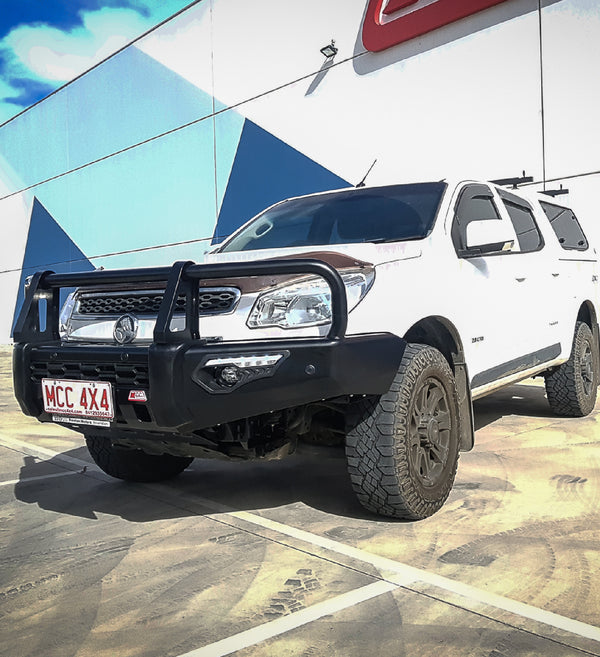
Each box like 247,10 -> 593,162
42,378 -> 114,421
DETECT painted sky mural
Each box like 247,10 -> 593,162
0,0 -> 194,124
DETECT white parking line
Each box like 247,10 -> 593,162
230,511 -> 600,644
2,435 -> 599,648
0,435 -> 97,468
0,470 -> 80,487
178,580 -> 398,657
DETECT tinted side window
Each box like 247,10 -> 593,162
540,201 -> 588,251
451,184 -> 501,251
497,189 -> 543,253
501,201 -> 543,252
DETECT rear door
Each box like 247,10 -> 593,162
449,183 -> 552,391
495,187 -> 556,358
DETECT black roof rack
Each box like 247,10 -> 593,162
489,171 -> 533,188
540,185 -> 569,198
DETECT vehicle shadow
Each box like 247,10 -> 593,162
13,383 -> 559,524
472,382 -> 556,431
13,443 -> 379,524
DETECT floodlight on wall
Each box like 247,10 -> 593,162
320,40 -> 338,58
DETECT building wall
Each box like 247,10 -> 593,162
1,0 -> 598,342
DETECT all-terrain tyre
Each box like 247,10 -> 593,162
545,321 -> 598,417
85,434 -> 193,482
345,344 -> 460,520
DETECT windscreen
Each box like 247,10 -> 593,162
219,182 -> 446,252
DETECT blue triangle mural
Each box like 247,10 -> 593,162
12,198 -> 95,334
212,120 -> 350,244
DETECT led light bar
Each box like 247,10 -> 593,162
204,354 -> 285,369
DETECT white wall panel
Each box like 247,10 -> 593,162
210,0 -> 367,110
541,0 -> 600,180
231,2 -> 544,186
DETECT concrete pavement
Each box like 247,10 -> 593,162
1,345 -> 599,657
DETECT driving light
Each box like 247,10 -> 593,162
194,352 -> 289,393
247,270 -> 374,330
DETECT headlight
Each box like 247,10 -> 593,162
247,270 -> 374,330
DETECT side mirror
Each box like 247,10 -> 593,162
460,220 -> 515,257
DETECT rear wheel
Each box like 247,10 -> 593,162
345,344 -> 460,520
85,434 -> 193,482
545,321 -> 598,417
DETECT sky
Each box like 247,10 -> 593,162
0,0 -> 195,124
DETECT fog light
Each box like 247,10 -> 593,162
193,351 -> 290,394
218,365 -> 242,387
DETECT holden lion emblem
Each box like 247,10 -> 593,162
113,314 -> 138,344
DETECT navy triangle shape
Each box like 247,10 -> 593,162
12,198 -> 95,334
212,120 -> 349,244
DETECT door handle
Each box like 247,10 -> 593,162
552,273 -> 560,277
515,277 -> 526,283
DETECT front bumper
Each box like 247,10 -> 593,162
12,259 -> 405,436
13,333 -> 405,434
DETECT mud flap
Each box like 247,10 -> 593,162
453,355 -> 474,451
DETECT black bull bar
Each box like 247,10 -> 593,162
12,259 -> 404,433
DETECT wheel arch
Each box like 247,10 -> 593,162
577,300 -> 597,330
404,316 -> 464,371
403,316 -> 474,451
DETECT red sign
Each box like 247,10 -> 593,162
362,0 -> 511,52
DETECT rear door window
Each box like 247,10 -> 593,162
498,189 -> 543,253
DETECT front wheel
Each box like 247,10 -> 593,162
85,434 -> 193,482
345,344 -> 460,520
545,321 -> 598,417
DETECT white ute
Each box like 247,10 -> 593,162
13,178 -> 600,520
